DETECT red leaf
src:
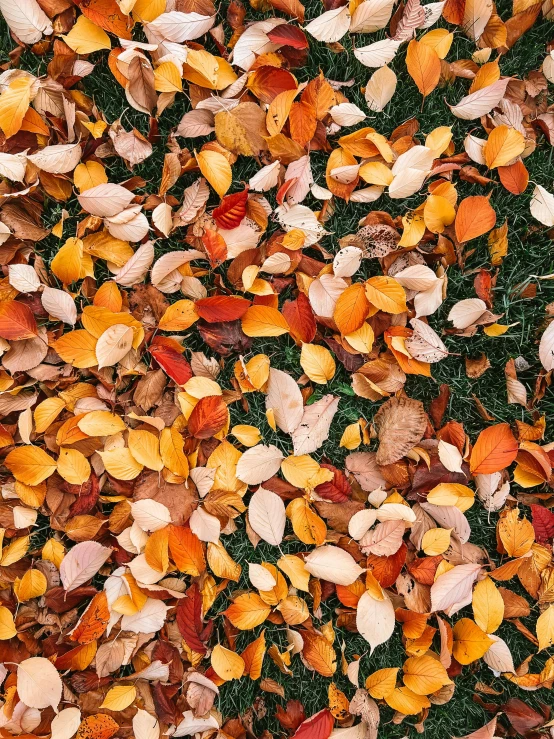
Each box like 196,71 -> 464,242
195,295 -> 251,323
267,24 -> 309,48
407,553 -> 443,585
276,700 -> 307,731
0,300 -> 38,340
292,709 -> 334,739
213,188 -> 249,229
247,66 -> 298,104
315,463 -> 352,502
187,395 -> 228,439
202,228 -> 228,268
176,583 -> 208,653
282,292 -> 316,344
530,504 -> 554,543
149,344 -> 193,385
474,268 -> 493,307
502,698 -> 544,735
367,542 -> 407,588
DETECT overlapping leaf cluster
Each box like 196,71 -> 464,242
1,0 -> 554,736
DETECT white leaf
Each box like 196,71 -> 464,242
8,264 -> 40,293
353,39 -> 401,68
350,186 -> 384,202
60,541 -> 112,591
189,507 -> 221,543
176,108 -> 214,138
348,509 -> 378,540
249,562 -> 277,589
376,503 -> 416,523
114,241 -> 155,287
304,545 -> 364,585
360,519 -> 405,556
146,11 -> 215,42
133,710 -> 160,739
0,0 -> 52,44
249,160 -> 281,192
78,183 -> 135,217
333,246 -> 363,278
151,250 -> 204,291
285,154 -> 313,204
236,444 -> 284,485
356,589 -> 395,653
448,298 -> 487,329
51,707 -> 81,739
462,0 -> 492,40
131,499 -> 172,532
389,167 -> 427,198
421,502 -> 470,543
27,142 -> 81,174
330,103 -> 366,127
448,78 -> 510,120
275,203 -> 328,245
395,264 -> 437,291
248,487 -> 286,546
175,178 -> 210,224
105,206 -> 149,242
231,18 -> 286,71
414,275 -> 445,318
305,6 -> 351,42
438,440 -> 464,473
309,274 -> 348,318
120,597 -> 170,633
0,152 -> 27,182
41,287 -> 77,325
95,324 -> 134,369
430,562 -> 482,614
152,202 -> 173,237
345,452 -> 386,492
531,184 -> 554,227
475,472 -> 510,512
351,0 -> 395,32
292,394 -> 339,455
420,1 -> 446,26
464,133 -> 487,164
483,634 -> 515,674
17,657 -> 62,711
364,65 -> 397,112
174,712 -> 219,737
266,367 -> 304,434
406,317 -> 448,363
392,145 -> 434,174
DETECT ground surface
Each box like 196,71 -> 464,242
2,3 -> 554,735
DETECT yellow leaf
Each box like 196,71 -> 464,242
300,343 -> 336,384
211,644 -> 245,680
77,411 -> 126,437
63,15 -> 111,54
281,454 -> 321,489
359,161 -> 393,186
484,125 -> 526,169
34,397 -> 66,434
132,0 -> 165,21
419,28 -> 454,59
160,426 -> 189,477
128,429 -> 163,471
0,606 -> 17,640
472,576 -> 504,634
424,195 -> 456,234
82,121 -> 107,139
53,330 -> 99,369
277,553 -> 310,591
100,685 -> 137,711
406,39 -> 441,98
57,448 -> 91,486
231,425 -> 261,447
0,77 -> 32,139
384,686 -> 430,715
421,527 -> 452,556
1,535 -> 29,566
402,655 -> 452,696
483,323 -> 510,336
207,540 -> 241,581
51,237 -> 83,285
340,422 -> 362,450
154,62 -> 183,93
42,538 -> 65,569
537,605 -> 554,651
266,89 -> 298,136
498,508 -> 535,557
14,569 -> 47,602
366,667 -> 398,699
452,618 -> 493,665
286,498 -> 326,546
345,322 -> 374,353
426,483 -> 475,512
98,448 -> 143,480
74,161 -> 108,192
196,149 -> 232,198
144,528 -> 169,573
5,446 -> 57,486
425,125 -> 453,156
158,300 -> 198,331
241,306 -> 290,337
365,276 -> 407,314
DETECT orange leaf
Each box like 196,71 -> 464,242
168,525 -> 205,575
333,283 -> 370,335
0,300 -> 38,340
70,591 -> 110,645
470,422 -> 518,474
406,40 -> 441,98
455,196 -> 496,243
76,714 -> 119,739
498,159 -> 529,195
202,229 -> 228,268
195,295 -> 251,323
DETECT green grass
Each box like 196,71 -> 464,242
2,0 -> 554,735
